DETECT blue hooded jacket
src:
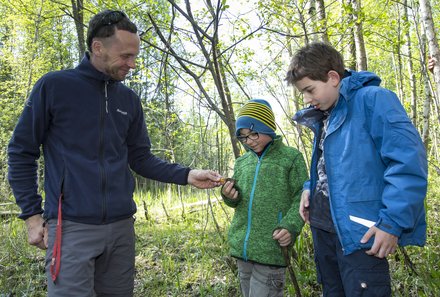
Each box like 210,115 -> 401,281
294,70 -> 427,255
8,54 -> 190,224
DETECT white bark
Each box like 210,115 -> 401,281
419,0 -> 440,102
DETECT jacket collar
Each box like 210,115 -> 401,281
75,52 -> 117,83
293,70 -> 381,131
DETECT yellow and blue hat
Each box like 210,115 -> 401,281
235,99 -> 276,138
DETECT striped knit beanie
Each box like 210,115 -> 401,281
235,99 -> 276,138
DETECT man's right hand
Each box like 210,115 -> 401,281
299,190 -> 310,224
25,214 -> 48,250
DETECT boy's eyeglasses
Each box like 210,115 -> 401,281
237,132 -> 259,143
90,10 -> 127,38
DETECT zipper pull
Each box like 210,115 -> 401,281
104,81 -> 109,113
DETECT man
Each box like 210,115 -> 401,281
8,10 -> 221,296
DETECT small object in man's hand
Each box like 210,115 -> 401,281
219,177 -> 235,185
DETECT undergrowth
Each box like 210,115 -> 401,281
1,182 -> 439,296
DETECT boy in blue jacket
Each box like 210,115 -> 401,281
286,42 -> 427,296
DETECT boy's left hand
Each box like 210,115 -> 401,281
273,228 -> 291,247
360,226 -> 398,258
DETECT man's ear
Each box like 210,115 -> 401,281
328,70 -> 341,86
91,40 -> 103,56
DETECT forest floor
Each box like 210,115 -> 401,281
1,185 -> 439,296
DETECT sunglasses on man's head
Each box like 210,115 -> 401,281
90,10 -> 127,38
99,10 -> 127,26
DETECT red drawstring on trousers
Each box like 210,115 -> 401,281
50,194 -> 63,282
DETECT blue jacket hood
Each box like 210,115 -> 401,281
293,70 -> 382,130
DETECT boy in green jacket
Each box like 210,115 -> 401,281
221,99 -> 308,297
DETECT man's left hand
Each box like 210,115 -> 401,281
187,169 -> 222,189
361,226 -> 398,258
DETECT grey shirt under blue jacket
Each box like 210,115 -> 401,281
293,70 -> 427,255
8,54 -> 190,224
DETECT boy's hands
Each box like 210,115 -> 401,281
360,226 -> 398,258
187,169 -> 222,189
221,179 -> 238,200
273,228 -> 292,246
299,190 -> 310,223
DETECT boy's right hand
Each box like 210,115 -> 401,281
221,180 -> 238,200
299,190 -> 310,224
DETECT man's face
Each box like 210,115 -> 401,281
294,71 -> 340,111
97,29 -> 140,81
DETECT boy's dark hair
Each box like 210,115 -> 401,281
86,10 -> 138,53
285,42 -> 345,85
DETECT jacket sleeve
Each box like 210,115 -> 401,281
127,97 -> 190,185
8,77 -> 50,220
368,88 -> 427,237
278,152 -> 309,238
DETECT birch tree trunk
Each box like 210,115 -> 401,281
404,0 -> 417,125
342,0 -> 356,70
308,0 -> 317,42
419,30 -> 432,147
316,0 -> 329,43
350,0 -> 368,70
419,0 -> 440,102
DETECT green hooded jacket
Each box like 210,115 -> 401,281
222,136 -> 308,266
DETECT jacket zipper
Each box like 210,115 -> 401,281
99,81 -> 109,223
104,81 -> 109,114
321,111 -> 345,252
242,143 -> 272,261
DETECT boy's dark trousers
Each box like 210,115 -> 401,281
311,226 -> 391,297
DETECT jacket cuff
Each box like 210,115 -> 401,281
19,210 -> 44,221
183,167 -> 191,185
375,216 -> 402,237
303,180 -> 310,191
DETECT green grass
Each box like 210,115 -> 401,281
1,184 -> 440,296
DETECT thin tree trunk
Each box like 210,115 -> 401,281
394,5 -> 404,102
351,0 -> 368,70
316,0 -> 329,43
25,2 -> 43,99
308,0 -> 317,42
404,0 -> 417,125
343,0 -> 357,70
419,0 -> 440,103
420,32 -> 431,147
71,0 -> 85,60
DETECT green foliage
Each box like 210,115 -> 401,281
1,0 -> 440,294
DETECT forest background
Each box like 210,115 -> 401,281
1,0 -> 440,296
